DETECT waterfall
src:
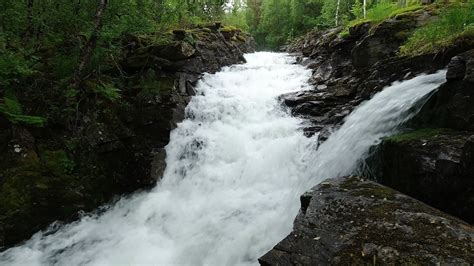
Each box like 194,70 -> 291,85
0,52 -> 446,265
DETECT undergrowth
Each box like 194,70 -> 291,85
400,0 -> 474,56
0,90 -> 46,127
341,2 -> 423,37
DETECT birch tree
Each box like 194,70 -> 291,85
72,0 -> 108,90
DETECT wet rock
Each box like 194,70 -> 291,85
368,129 -> 474,224
282,8 -> 460,140
259,176 -> 474,265
352,9 -> 433,71
0,26 -> 256,249
172,29 -> 187,41
414,52 -> 474,131
446,56 -> 467,80
148,41 -> 196,61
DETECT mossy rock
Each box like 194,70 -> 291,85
0,149 -> 84,246
260,176 -> 474,265
385,128 -> 449,143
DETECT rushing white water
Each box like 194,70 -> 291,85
0,52 -> 446,266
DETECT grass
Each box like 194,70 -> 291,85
400,1 -> 474,56
385,128 -> 449,143
340,3 -> 423,38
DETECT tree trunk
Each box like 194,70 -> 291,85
335,0 -> 341,26
363,0 -> 367,19
24,0 -> 34,39
71,0 -> 108,90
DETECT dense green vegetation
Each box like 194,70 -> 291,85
0,0 -> 244,128
1,0 -> 473,127
401,0 -> 474,56
237,0 -> 473,49
242,0 -> 428,49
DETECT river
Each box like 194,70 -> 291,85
0,52 -> 446,265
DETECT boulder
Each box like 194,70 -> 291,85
414,50 -> 474,131
148,41 -> 196,61
368,129 -> 474,223
351,9 -> 434,71
259,176 -> 474,265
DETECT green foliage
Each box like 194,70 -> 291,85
388,4 -> 423,18
365,2 -> 400,21
351,0 -> 364,18
340,1 -> 424,38
41,150 -> 75,175
94,83 -> 121,102
400,0 -> 474,56
0,90 -> 46,127
223,9 -> 250,31
0,49 -> 35,86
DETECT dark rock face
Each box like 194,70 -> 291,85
414,49 -> 474,131
284,9 -> 473,139
351,12 -> 433,71
366,50 -> 474,224
268,7 -> 474,265
259,176 -> 474,265
0,26 -> 255,249
369,130 -> 474,224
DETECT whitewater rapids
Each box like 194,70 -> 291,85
0,52 -> 446,265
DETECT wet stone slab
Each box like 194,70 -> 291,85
259,176 -> 474,265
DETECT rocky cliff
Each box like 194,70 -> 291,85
0,24 -> 255,249
282,7 -> 472,141
368,49 -> 474,224
262,5 -> 474,265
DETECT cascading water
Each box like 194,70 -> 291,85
0,52 -> 446,266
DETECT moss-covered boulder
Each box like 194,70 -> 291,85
0,148 -> 85,247
351,8 -> 436,70
259,176 -> 474,265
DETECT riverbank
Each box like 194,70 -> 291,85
261,2 -> 474,264
0,24 -> 255,249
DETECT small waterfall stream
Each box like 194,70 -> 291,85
0,52 -> 446,265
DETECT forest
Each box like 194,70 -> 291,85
1,0 -> 472,129
1,0 -> 473,98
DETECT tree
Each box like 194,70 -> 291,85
72,0 -> 109,90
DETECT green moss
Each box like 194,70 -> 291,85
41,149 -> 75,175
389,5 -> 423,18
352,183 -> 396,200
340,19 -> 371,38
385,128 -> 449,143
151,32 -> 175,46
341,4 -> 423,38
339,177 -> 396,199
220,25 -> 238,32
0,149 -> 81,221
236,35 -> 247,43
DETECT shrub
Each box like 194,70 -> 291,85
0,90 -> 46,127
